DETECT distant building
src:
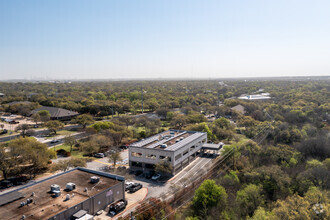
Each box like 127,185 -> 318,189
6,101 -> 32,106
129,129 -> 209,174
0,93 -> 4,97
238,93 -> 271,100
0,167 -> 125,220
30,106 -> 79,120
231,104 -> 246,115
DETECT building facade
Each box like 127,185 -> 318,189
0,168 -> 125,220
129,130 -> 207,174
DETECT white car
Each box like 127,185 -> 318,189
151,173 -> 161,181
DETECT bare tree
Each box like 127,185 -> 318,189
108,151 -> 122,167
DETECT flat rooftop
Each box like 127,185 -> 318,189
0,168 -> 123,220
131,130 -> 206,151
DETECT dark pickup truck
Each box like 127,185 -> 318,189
109,199 -> 128,216
128,183 -> 143,193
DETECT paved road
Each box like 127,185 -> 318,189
0,124 -> 82,143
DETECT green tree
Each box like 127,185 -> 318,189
80,141 -> 100,156
74,114 -> 94,129
8,137 -> 56,177
155,161 -> 173,175
192,179 -> 228,217
236,184 -> 264,217
306,159 -> 324,169
64,135 -> 76,153
31,113 -> 41,125
15,124 -> 30,137
214,117 -> 231,129
51,158 -> 86,172
44,120 -> 64,135
108,151 -> 122,167
171,114 -> 188,130
0,147 -> 13,179
38,110 -> 50,122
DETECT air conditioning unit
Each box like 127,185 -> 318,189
66,183 -> 76,191
50,184 -> 60,193
53,190 -> 61,198
160,144 -> 167,148
90,176 -> 100,183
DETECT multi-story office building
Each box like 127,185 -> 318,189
129,130 -> 207,174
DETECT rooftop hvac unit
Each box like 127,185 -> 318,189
160,144 -> 167,148
50,184 -> 60,193
180,137 -> 184,140
90,176 -> 100,183
53,190 -> 61,198
66,182 -> 76,191
176,139 -> 180,143
26,198 -> 33,204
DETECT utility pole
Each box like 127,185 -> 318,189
141,87 -> 144,114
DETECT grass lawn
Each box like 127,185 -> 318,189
56,130 -> 76,136
44,130 -> 76,139
51,144 -> 86,159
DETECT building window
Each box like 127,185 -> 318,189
132,161 -> 142,167
183,150 -> 189,156
202,139 -> 206,144
145,163 -> 155,169
160,155 -> 172,162
190,145 -> 195,151
146,154 -> 157,160
175,154 -> 182,161
131,152 -> 142,157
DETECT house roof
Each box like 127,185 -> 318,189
30,106 -> 79,118
7,101 -> 32,106
231,104 -> 246,114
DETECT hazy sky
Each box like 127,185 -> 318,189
1,0 -> 330,80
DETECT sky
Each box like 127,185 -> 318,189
0,0 -> 330,80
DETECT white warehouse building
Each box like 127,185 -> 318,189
129,130 -> 208,174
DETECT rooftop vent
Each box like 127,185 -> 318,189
160,144 -> 167,148
66,183 -> 76,191
180,137 -> 184,141
90,176 -> 100,183
65,194 -> 70,201
26,198 -> 33,204
50,184 -> 60,193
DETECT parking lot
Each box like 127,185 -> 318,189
0,114 -> 36,131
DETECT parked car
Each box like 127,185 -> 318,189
94,153 -> 105,158
119,145 -> 128,150
117,166 -> 126,171
50,139 -> 60,144
151,173 -> 161,181
0,180 -> 14,189
125,182 -> 135,191
0,129 -> 8,135
109,199 -> 128,216
129,183 -> 143,193
134,170 -> 143,176
145,171 -> 155,179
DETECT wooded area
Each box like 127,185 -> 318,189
0,78 -> 329,219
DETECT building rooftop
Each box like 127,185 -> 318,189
131,130 -> 206,151
0,168 -> 123,220
30,106 -> 79,118
238,93 -> 271,100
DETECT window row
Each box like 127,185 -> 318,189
131,152 -> 171,161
